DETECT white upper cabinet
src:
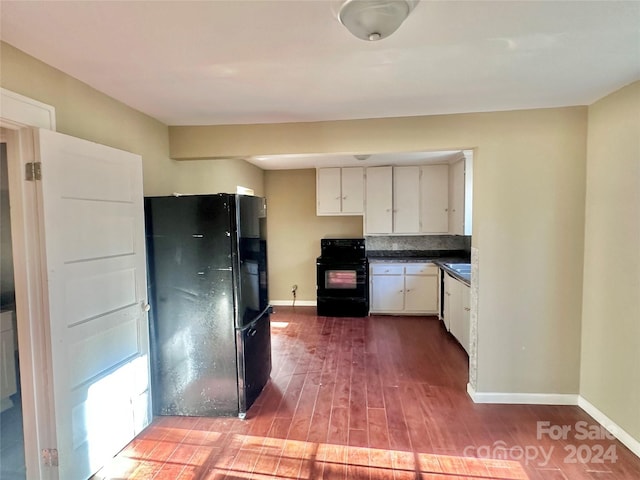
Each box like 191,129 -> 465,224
365,164 -> 453,235
448,154 -> 473,235
317,168 -> 341,214
365,166 -> 393,233
449,159 -> 465,235
316,167 -> 364,215
420,164 -> 449,234
393,166 -> 420,233
319,152 -> 472,235
341,167 -> 365,213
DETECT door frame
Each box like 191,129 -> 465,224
1,88 -> 59,480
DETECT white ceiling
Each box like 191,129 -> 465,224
250,149 -> 466,170
1,0 -> 639,169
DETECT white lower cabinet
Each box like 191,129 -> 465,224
0,311 -> 17,412
461,285 -> 471,355
370,263 -> 439,314
443,273 -> 471,354
443,273 -> 455,331
370,267 -> 405,312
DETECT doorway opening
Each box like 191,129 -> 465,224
0,139 -> 26,479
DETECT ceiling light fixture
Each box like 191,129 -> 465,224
354,154 -> 371,161
338,0 -> 419,42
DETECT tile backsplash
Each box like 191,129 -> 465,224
365,235 -> 471,253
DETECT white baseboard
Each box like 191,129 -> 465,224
578,396 -> 640,458
467,383 -> 640,459
466,383 -> 578,405
270,300 -> 317,307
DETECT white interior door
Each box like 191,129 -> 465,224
35,128 -> 150,479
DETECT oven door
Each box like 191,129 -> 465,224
316,259 -> 367,299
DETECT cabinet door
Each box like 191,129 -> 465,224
365,166 -> 393,234
420,164 -> 449,233
449,159 -> 465,235
341,167 -> 364,214
370,274 -> 404,312
0,314 -> 17,403
393,166 -> 420,233
443,274 -> 454,331
461,284 -> 471,354
449,278 -> 464,342
404,274 -> 438,313
317,168 -> 342,214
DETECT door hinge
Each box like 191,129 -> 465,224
25,162 -> 42,181
41,448 -> 59,467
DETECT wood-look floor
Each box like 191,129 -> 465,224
93,307 -> 640,479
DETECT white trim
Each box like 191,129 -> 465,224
466,383 -> 579,405
1,88 -> 56,131
467,384 -> 640,460
2,92 -> 58,480
270,300 -> 317,307
2,127 -> 54,480
578,396 -> 640,458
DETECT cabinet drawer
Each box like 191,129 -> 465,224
405,264 -> 437,275
371,264 -> 404,275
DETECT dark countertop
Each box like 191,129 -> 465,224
367,249 -> 469,261
367,250 -> 471,286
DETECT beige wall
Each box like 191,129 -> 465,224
581,82 -> 640,441
172,158 -> 264,197
0,42 -> 263,197
9,39 -> 638,432
171,107 -> 589,397
264,169 -> 362,302
1,42 -> 175,195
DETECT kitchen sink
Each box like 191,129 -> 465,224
445,263 -> 471,273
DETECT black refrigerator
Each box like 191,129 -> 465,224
144,194 -> 271,418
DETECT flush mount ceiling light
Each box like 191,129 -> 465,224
354,154 -> 371,161
338,0 -> 419,41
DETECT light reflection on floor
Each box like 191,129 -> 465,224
98,429 -> 530,480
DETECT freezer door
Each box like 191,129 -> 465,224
236,195 -> 269,328
237,313 -> 272,416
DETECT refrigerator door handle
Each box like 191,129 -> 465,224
237,304 -> 273,332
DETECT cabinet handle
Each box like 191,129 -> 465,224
464,307 -> 471,311
342,196 -> 347,199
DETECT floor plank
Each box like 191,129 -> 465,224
93,307 -> 640,479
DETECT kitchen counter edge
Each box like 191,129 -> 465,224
366,250 -> 471,286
